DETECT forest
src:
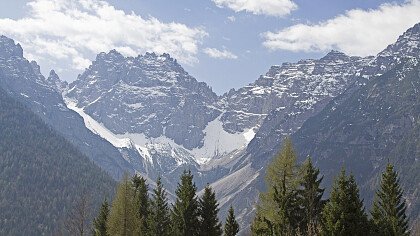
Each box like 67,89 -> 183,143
86,138 -> 411,236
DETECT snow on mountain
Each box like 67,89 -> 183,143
1,22 -> 419,234
0,36 -> 131,179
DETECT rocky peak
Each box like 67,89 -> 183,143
0,36 -> 23,59
378,22 -> 420,58
320,50 -> 350,62
47,70 -> 67,93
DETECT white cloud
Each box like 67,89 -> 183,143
204,48 -> 238,59
213,0 -> 297,17
262,0 -> 420,56
0,0 -> 207,71
227,16 -> 236,22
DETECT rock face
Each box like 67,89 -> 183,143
67,51 -> 220,150
0,22 -> 419,234
0,36 -> 130,179
293,57 -> 420,220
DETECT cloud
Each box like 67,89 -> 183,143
204,47 -> 238,59
227,16 -> 236,22
262,0 -> 420,56
213,0 -> 297,17
0,0 -> 207,71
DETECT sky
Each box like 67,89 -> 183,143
0,0 -> 419,94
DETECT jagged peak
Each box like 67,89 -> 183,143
378,22 -> 420,58
48,69 -> 60,81
320,50 -> 349,61
0,35 -> 23,59
95,49 -> 125,62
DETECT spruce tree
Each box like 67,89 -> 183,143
171,170 -> 200,236
252,137 -> 301,235
371,164 -> 409,236
224,206 -> 239,236
321,169 -> 369,236
107,175 -> 136,236
297,158 -> 325,235
132,175 -> 149,235
92,199 -> 110,236
149,177 -> 171,236
198,185 -> 222,236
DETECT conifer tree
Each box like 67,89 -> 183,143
224,206 -> 239,236
132,175 -> 149,235
321,169 -> 369,236
297,158 -> 325,235
198,185 -> 222,236
92,199 -> 110,236
171,170 -> 200,236
371,163 -> 409,236
149,177 -> 171,236
252,137 -> 301,235
107,175 -> 136,236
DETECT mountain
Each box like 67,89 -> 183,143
209,23 -> 420,231
293,57 -> 420,222
60,23 -> 419,232
0,36 -> 131,179
1,22 -> 418,234
0,87 -> 116,235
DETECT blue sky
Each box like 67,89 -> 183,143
0,0 -> 419,94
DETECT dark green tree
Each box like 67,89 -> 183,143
321,169 -> 369,236
198,185 -> 222,236
132,175 -> 149,235
92,199 -> 110,236
171,170 -> 200,236
371,163 -> 409,236
149,177 -> 171,236
224,206 -> 239,236
297,158 -> 325,235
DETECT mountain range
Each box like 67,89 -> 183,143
0,22 -> 419,234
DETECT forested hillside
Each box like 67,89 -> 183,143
0,88 -> 116,235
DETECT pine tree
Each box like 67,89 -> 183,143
321,169 -> 369,236
132,175 -> 149,235
107,175 -> 136,236
371,163 -> 409,236
149,177 -> 171,236
252,137 -> 301,235
224,206 -> 239,236
171,170 -> 200,236
297,158 -> 325,235
198,185 -> 222,236
92,199 -> 110,236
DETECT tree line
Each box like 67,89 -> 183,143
91,170 -> 240,236
251,138 -> 410,236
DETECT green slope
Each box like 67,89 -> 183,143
0,88 -> 116,235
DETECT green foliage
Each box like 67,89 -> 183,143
171,169 -> 200,236
224,206 -> 239,236
199,185 -> 222,236
92,199 -> 110,236
321,169 -> 369,236
107,175 -> 136,236
371,164 -> 409,236
149,177 -> 171,236
252,137 -> 301,235
297,158 -> 325,235
132,175 -> 150,235
0,88 -> 115,235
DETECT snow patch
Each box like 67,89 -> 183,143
191,116 -> 256,164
